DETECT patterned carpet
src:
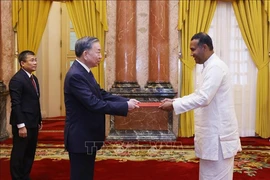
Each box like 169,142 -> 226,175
1,141 -> 270,177
1,119 -> 269,178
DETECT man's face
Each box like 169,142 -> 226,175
190,39 -> 205,64
85,42 -> 102,68
21,54 -> 37,73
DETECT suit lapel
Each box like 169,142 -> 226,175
20,69 -> 39,97
87,71 -> 102,98
73,61 -> 102,98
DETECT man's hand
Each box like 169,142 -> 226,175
161,98 -> 174,103
39,123 -> 43,131
18,127 -> 27,138
159,100 -> 174,111
127,99 -> 140,111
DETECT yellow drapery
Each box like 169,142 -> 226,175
66,0 -> 108,88
232,0 -> 270,138
265,0 -> 270,20
266,1 -> 270,137
178,0 -> 217,137
12,0 -> 52,54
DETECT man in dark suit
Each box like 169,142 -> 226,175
9,50 -> 42,180
64,36 -> 139,180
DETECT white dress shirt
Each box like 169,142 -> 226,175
76,59 -> 90,73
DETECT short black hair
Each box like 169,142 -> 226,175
75,36 -> 99,57
18,50 -> 35,67
191,32 -> 213,51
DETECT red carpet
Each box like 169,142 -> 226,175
0,159 -> 200,180
1,118 -> 270,180
1,158 -> 270,180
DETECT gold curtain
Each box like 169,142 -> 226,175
66,0 -> 108,88
232,0 -> 270,138
178,0 -> 217,137
12,0 -> 52,54
265,0 -> 270,20
266,1 -> 270,137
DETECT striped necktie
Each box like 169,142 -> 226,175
30,75 -> 39,95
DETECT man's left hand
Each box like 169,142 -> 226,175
38,123 -> 43,131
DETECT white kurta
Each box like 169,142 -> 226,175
173,53 -> 242,161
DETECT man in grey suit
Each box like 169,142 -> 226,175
64,36 -> 139,180
9,50 -> 42,180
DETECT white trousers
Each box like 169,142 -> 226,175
199,145 -> 234,180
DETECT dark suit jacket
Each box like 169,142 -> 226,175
64,60 -> 128,153
9,68 -> 42,128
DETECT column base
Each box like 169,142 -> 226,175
110,81 -> 142,99
106,130 -> 176,141
0,82 -> 9,142
143,82 -> 177,101
110,81 -> 177,101
0,132 -> 9,142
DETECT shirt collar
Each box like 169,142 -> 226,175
76,59 -> 90,73
203,53 -> 216,68
22,68 -> 32,78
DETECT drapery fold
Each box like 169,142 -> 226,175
66,0 -> 108,88
264,0 -> 270,21
232,0 -> 270,138
178,0 -> 217,137
12,0 -> 52,54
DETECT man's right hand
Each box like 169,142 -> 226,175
18,127 -> 27,138
161,98 -> 174,103
127,99 -> 140,111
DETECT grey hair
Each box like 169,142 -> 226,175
75,36 -> 99,57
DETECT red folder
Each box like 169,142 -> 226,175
138,102 -> 162,107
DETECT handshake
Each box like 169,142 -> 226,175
127,98 -> 174,112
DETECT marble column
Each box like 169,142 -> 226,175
0,2 -> 7,141
110,0 -> 141,98
144,1 -> 176,140
0,0 -> 13,140
108,0 -> 141,141
0,81 -> 9,141
107,0 -> 176,141
115,0 -> 136,83
145,0 -> 176,101
0,0 -> 2,78
149,0 -> 169,83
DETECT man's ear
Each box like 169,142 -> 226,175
20,61 -> 25,67
203,44 -> 208,50
83,50 -> 88,59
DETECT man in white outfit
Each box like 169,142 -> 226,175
159,32 -> 242,180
